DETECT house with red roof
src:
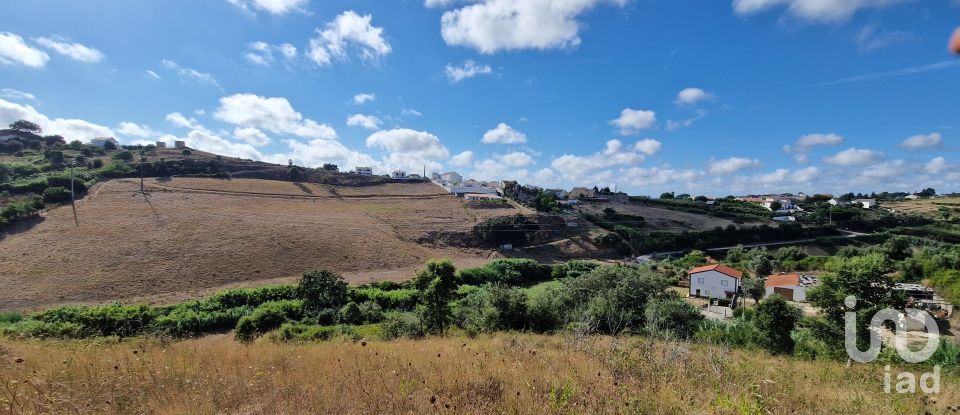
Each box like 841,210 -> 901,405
688,264 -> 743,301
764,274 -> 819,302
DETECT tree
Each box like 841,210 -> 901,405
918,188 -> 936,198
289,165 -> 302,181
531,191 -> 558,212
44,135 -> 65,146
412,259 -> 457,291
741,274 -> 766,304
103,140 -> 117,151
882,235 -> 912,261
644,296 -> 702,338
749,255 -> 774,279
754,294 -> 802,354
659,192 -> 675,200
416,259 -> 458,334
694,195 -> 709,202
769,201 -> 783,212
321,163 -> 338,171
9,120 -> 41,133
114,150 -> 133,161
181,149 -> 192,156
45,149 -> 65,164
296,270 -> 348,315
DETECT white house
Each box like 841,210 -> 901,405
689,264 -> 744,300
90,137 -> 118,148
391,170 -> 407,180
904,194 -> 920,200
765,274 -> 819,302
355,166 -> 373,176
547,189 -> 568,199
854,199 -> 877,209
440,172 -> 463,186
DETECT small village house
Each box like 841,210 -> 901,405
688,264 -> 743,300
764,274 -> 818,302
90,137 -> 118,148
155,141 -> 167,148
391,170 -> 407,180
440,172 -> 463,186
854,198 -> 876,209
174,140 -> 187,149
355,166 -> 373,175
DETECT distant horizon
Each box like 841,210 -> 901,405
1,0 -> 957,195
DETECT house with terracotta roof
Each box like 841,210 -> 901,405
764,274 -> 819,302
689,264 -> 743,301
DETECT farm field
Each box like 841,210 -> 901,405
0,178 -> 518,312
1,333 -> 952,414
885,197 -> 960,218
577,201 -> 748,232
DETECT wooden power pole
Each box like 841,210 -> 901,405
69,162 -> 78,227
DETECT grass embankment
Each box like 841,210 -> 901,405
1,333 -> 954,414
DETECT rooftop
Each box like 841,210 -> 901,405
689,264 -> 743,279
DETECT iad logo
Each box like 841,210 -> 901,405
843,295 -> 941,394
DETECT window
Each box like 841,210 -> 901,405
721,280 -> 728,286
697,277 -> 704,284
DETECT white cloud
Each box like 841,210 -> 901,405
926,157 -> 947,174
791,133 -> 843,151
144,69 -> 161,80
731,0 -> 905,24
425,0 -> 458,7
401,108 -> 423,117
708,157 -> 761,174
855,24 -> 913,52
0,98 -> 113,142
0,88 -> 36,101
346,113 -> 382,130
165,112 -> 203,130
444,60 -> 493,83
353,93 -> 376,105
449,150 -> 474,167
900,132 -> 942,150
227,0 -> 308,15
823,147 -> 883,166
500,151 -> 535,167
366,128 -> 449,159
307,11 -> 392,67
551,139 -> 646,180
117,122 -> 160,139
282,138 -> 378,170
674,87 -> 712,106
233,126 -> 272,146
633,138 -> 662,156
0,32 -> 49,68
439,0 -> 626,54
610,108 -> 656,135
181,129 -> 265,160
34,36 -> 104,63
860,160 -> 906,179
482,123 -> 527,144
244,41 -> 298,66
161,60 -> 222,90
213,93 -> 337,140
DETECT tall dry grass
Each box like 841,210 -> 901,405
0,333 -> 955,414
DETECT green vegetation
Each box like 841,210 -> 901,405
475,214 -> 540,247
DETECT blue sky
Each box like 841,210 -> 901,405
1,0 -> 957,196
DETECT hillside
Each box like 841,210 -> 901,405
0,178 -> 522,311
1,333 -> 953,414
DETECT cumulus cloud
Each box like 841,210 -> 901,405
674,88 -> 712,106
34,36 -> 104,63
283,138 -> 379,170
445,60 -> 493,83
116,122 -> 160,139
0,88 -> 36,101
783,133 -> 843,158
227,0 -> 308,15
823,147 -> 883,166
307,11 -> 392,66
213,93 -> 337,140
165,112 -> 203,130
900,132 -> 942,150
708,157 -> 761,174
353,93 -> 376,105
500,151 -> 535,167
346,113 -> 382,130
244,41 -> 297,65
449,150 -> 474,167
926,157 -> 947,174
439,0 -> 626,54
161,59 -> 223,90
551,139 -> 646,180
860,159 -> 907,179
731,0 -> 905,24
610,108 -> 656,135
0,98 -> 113,142
481,123 -> 527,144
233,126 -> 272,146
366,128 -> 449,159
633,138 -> 662,156
0,32 -> 49,68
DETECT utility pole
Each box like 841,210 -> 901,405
69,162 -> 78,227
139,155 -> 145,193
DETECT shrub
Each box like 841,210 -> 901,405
380,312 -> 424,340
269,323 -> 343,342
527,286 -> 571,333
358,301 -> 385,323
475,215 -> 539,247
42,186 -> 71,203
349,288 -> 418,310
339,302 -> 363,324
297,270 -> 348,315
551,260 -> 599,279
233,300 -> 304,342
754,295 -> 802,354
644,297 -> 702,339
455,285 -> 529,333
458,259 -> 552,286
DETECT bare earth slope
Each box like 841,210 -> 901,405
0,178 -> 519,311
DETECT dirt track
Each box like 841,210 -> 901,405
0,178 -> 518,311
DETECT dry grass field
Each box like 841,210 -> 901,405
0,178 -> 519,312
577,201 -> 743,232
1,333 -> 953,414
885,197 -> 960,218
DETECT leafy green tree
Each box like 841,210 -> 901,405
741,273 -> 766,304
566,265 -> 671,334
296,270 -> 348,315
644,296 -> 702,339
754,294 -> 802,354
749,255 -> 774,279
531,191 -> 558,212
9,120 -> 41,133
338,302 -> 363,324
44,135 -> 65,146
288,165 -> 302,181
882,235 -> 912,261
45,149 -> 65,164
659,192 -> 675,200
416,259 -> 458,334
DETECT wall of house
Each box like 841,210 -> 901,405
689,270 -> 739,300
764,286 -> 807,302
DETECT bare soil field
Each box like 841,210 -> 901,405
577,201 -> 742,232
0,178 -> 518,311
